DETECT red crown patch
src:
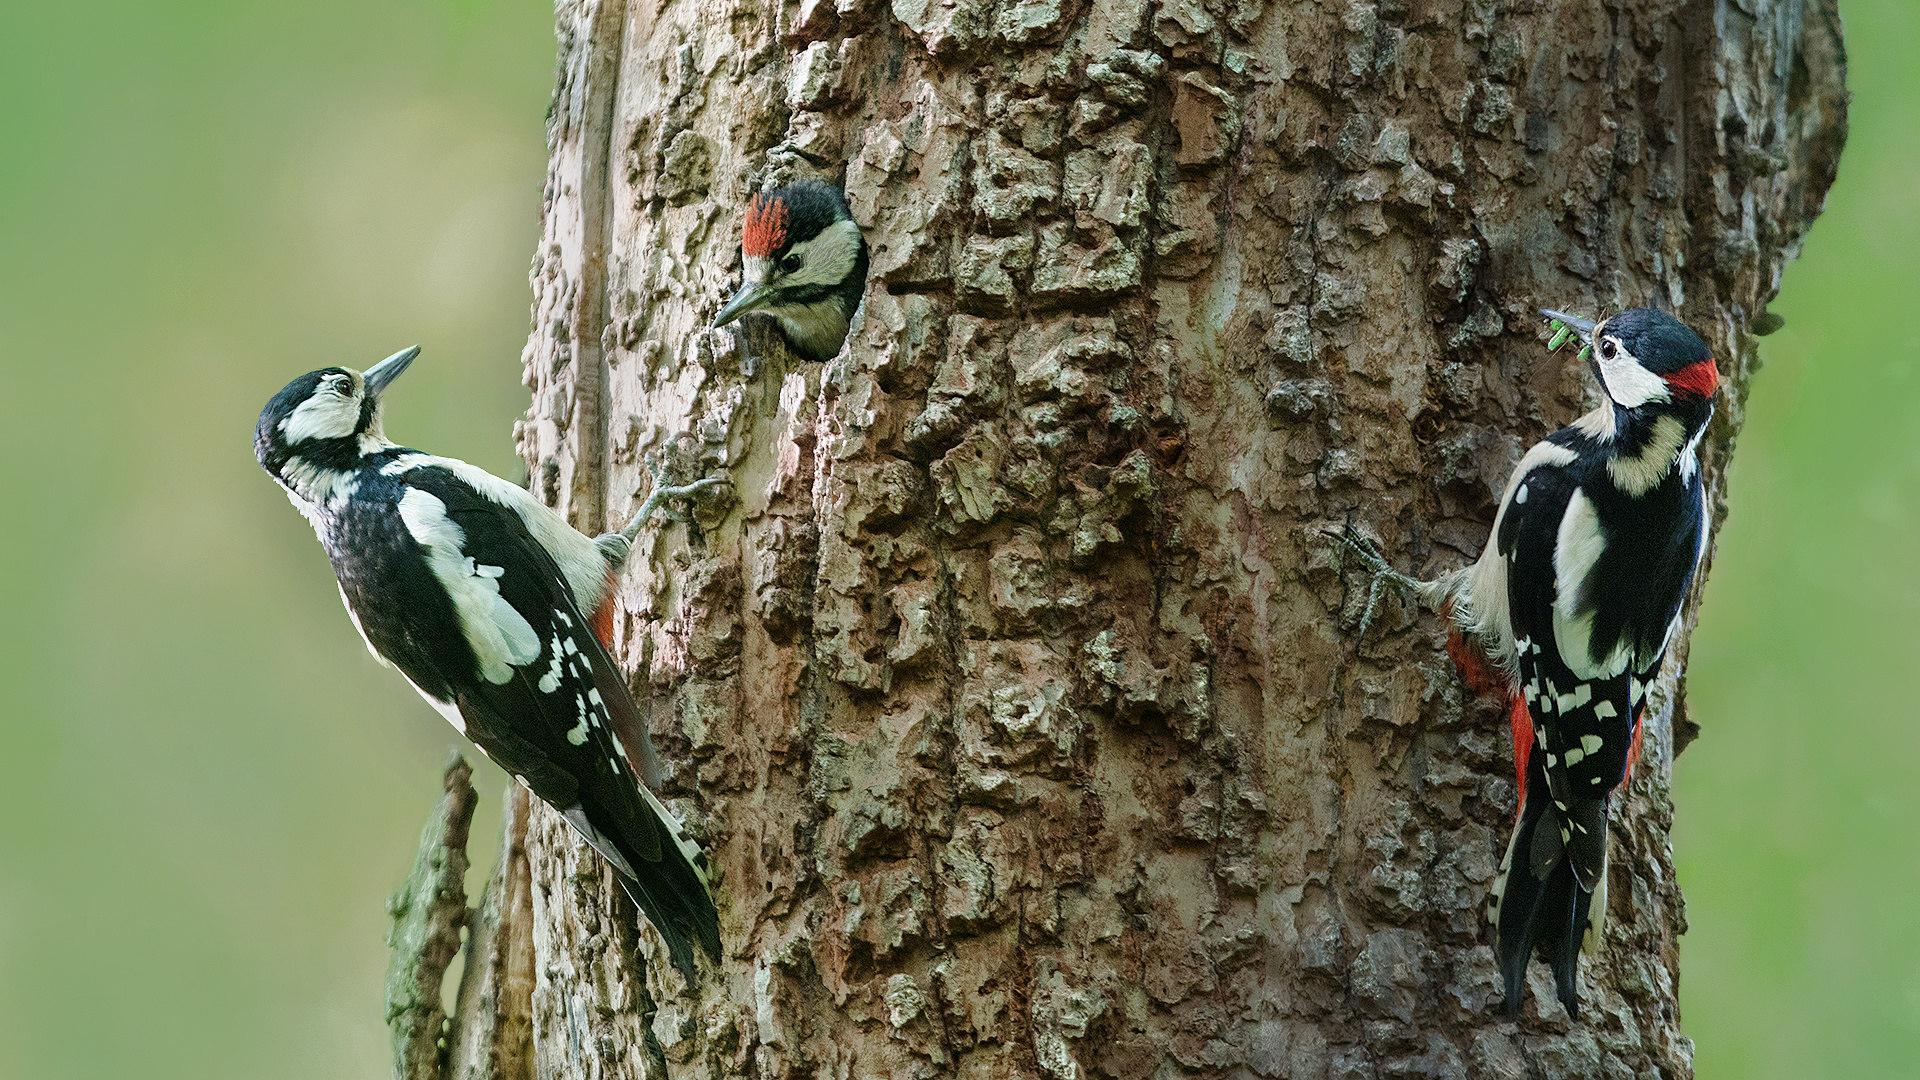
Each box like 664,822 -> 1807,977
742,193 -> 790,257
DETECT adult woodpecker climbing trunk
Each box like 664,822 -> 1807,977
426,0 -> 1845,1076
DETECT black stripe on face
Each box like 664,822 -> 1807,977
356,383 -> 380,435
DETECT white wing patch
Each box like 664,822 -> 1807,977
1454,441 -> 1580,669
1552,490 -> 1631,679
384,453 -> 610,615
398,487 -> 540,684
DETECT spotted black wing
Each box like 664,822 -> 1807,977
1488,456 -> 1630,1015
406,469 -> 719,978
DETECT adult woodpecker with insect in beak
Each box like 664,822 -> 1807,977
1339,307 -> 1719,1018
713,179 -> 869,363
254,346 -> 724,981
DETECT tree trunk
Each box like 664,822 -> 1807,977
416,0 -> 1847,1076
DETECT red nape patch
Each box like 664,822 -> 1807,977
1509,695 -> 1533,819
1664,358 -> 1719,398
742,193 -> 791,257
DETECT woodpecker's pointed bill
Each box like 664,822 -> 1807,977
713,179 -> 869,363
1539,309 -> 1596,341
362,344 -> 420,398
255,347 -> 721,980
711,283 -> 770,328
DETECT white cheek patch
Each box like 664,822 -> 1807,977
774,302 -> 857,362
281,389 -> 361,444
1597,339 -> 1672,408
398,487 -> 541,684
778,219 -> 863,290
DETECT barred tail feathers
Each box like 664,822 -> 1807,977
1490,761 -> 1606,1019
562,794 -> 721,984
616,859 -> 720,983
636,784 -> 723,961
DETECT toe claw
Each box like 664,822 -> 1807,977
1329,521 -> 1429,643
596,467 -> 735,571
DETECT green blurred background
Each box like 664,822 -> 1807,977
0,3 -> 541,1077
0,1 -> 1907,1077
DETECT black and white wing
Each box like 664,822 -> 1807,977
1486,455 -> 1632,1015
384,467 -> 720,979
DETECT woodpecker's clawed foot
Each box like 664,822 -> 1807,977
595,468 -> 733,570
1328,523 -> 1424,643
633,475 -> 730,528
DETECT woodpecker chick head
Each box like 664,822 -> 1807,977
1543,307 -> 1718,410
713,180 -> 868,363
255,345 -> 418,487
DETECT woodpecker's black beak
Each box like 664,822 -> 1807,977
1540,309 -> 1596,342
363,345 -> 421,399
713,283 -> 771,329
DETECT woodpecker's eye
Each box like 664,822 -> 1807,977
1599,339 -> 1617,361
780,253 -> 802,275
333,378 -> 354,397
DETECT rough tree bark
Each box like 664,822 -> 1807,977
401,0 -> 1847,1077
